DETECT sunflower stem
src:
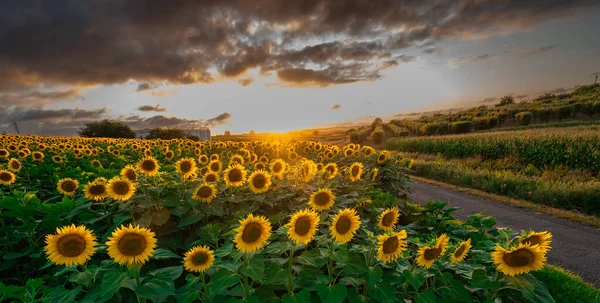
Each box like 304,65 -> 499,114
327,240 -> 335,286
242,254 -> 250,298
287,244 -> 294,294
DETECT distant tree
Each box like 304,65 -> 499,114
224,131 -> 231,136
515,112 -> 533,125
79,119 -> 136,138
249,130 -> 255,135
557,105 -> 574,121
312,130 -> 320,136
495,95 -> 515,107
145,128 -> 187,140
370,117 -> 383,130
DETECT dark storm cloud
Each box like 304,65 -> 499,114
0,88 -> 82,108
0,107 -> 107,123
137,104 -> 167,112
0,0 -> 596,91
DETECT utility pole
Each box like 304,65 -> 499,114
593,72 -> 600,84
12,122 -> 20,135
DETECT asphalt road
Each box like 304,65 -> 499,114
411,182 -> 600,286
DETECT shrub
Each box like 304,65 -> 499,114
515,112 -> 533,126
78,119 -> 136,138
449,121 -> 472,134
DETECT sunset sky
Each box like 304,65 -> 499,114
1,1 -> 600,136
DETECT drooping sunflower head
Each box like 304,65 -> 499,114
198,154 -> 209,165
371,168 -> 379,182
106,224 -> 157,266
492,243 -> 546,276
309,188 -> 335,211
57,178 -> 79,196
224,163 -> 247,187
377,151 -> 391,164
348,162 -> 364,182
208,160 -> 222,173
183,245 -> 215,273
520,231 -> 552,253
451,239 -> 472,264
286,209 -> 320,245
0,170 -> 16,185
377,230 -> 408,263
90,159 -> 102,168
377,207 -> 400,232
416,245 -> 443,268
84,181 -> 108,201
137,157 -> 160,176
8,158 -> 21,172
323,163 -> 338,180
435,233 -> 450,255
233,213 -> 272,253
44,224 -> 97,267
270,159 -> 287,177
120,165 -> 138,181
330,208 -> 361,244
248,170 -> 272,194
176,158 -> 197,179
362,146 -> 375,157
203,171 -> 219,183
107,177 -> 136,201
192,183 -> 218,203
32,151 -> 44,162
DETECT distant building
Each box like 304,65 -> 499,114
184,128 -> 211,141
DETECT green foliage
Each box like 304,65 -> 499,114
515,111 -> 533,125
533,265 -> 600,303
78,119 -> 136,138
496,95 -> 515,107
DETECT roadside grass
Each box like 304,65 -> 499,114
533,265 -> 600,302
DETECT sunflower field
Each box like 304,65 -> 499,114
0,135 -> 556,302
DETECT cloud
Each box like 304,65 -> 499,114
522,45 -> 557,57
0,87 -> 82,108
448,54 -> 491,67
237,77 -> 255,87
0,107 -> 107,124
0,0 -> 596,92
150,90 -> 176,97
480,97 -> 496,103
395,55 -> 417,63
137,104 -> 167,112
330,104 -> 341,110
423,47 -> 441,54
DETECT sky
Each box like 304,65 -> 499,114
1,0 -> 600,136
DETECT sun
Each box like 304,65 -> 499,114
44,224 -> 97,267
192,183 -> 218,203
286,209 -> 320,245
248,170 -> 272,194
106,177 -> 136,201
330,208 -> 361,244
106,224 -> 157,266
183,245 -> 215,273
377,230 -> 408,263
57,178 -> 79,196
492,243 -> 546,276
233,213 -> 272,253
308,188 -> 335,211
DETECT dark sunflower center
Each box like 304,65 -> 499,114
273,163 -> 282,172
10,162 -> 20,170
351,166 -> 360,176
521,235 -> 541,246
113,181 -> 130,195
142,160 -> 156,171
125,170 -> 137,181
252,174 -> 267,189
166,151 -> 173,158
192,252 -> 208,265
205,174 -> 217,182
89,184 -> 106,195
345,150 -> 352,156
241,223 -> 263,243
424,247 -> 442,260
256,163 -> 265,170
378,155 -> 386,161
0,150 -> 7,156
61,181 -> 77,192
326,166 -> 335,174
180,161 -> 192,173
118,233 -> 147,256
34,153 -> 42,159
294,216 -> 312,236
289,153 -> 297,160
200,156 -> 208,163
57,234 -> 86,257
0,172 -> 12,181
53,156 -> 61,162
365,150 -> 373,156
196,186 -> 213,198
335,216 -> 352,234
228,169 -> 243,182
381,212 -> 396,227
314,192 -> 331,206
210,162 -> 220,171
382,236 -> 399,254
503,248 -> 534,267
454,245 -> 466,258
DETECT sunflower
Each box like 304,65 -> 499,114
0,170 -> 16,185
164,150 -> 174,160
106,224 -> 157,266
377,230 -> 408,263
90,160 -> 102,168
408,159 -> 415,169
254,162 -> 266,171
52,155 -> 63,163
208,160 -> 223,173
210,154 -> 220,161
0,149 -> 9,158
344,148 -> 354,157
435,233 -> 450,255
416,234 -> 450,268
137,157 -> 160,176
323,163 -> 338,179
223,163 -> 247,187
270,159 -> 287,177
286,209 -> 320,245
371,168 -> 378,182
203,171 -> 219,183
233,214 -> 272,253
377,207 -> 400,232
348,162 -> 364,182
451,239 -> 472,264
144,149 -> 153,157
84,182 -> 107,201
120,165 -> 138,181
492,243 -> 546,276
94,177 -> 108,184
299,160 -> 318,183
355,198 -> 373,209
230,154 -> 244,166
198,155 -> 210,165
248,170 -> 272,194
520,231 -> 552,253
32,151 -> 44,162
362,146 -> 375,157
192,183 -> 217,203
377,151 -> 391,164
8,158 -> 21,172
176,157 -> 197,179
57,178 -> 79,196
330,208 -> 361,244
308,188 -> 335,211
106,177 -> 136,201
183,245 -> 215,273
44,224 -> 97,267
